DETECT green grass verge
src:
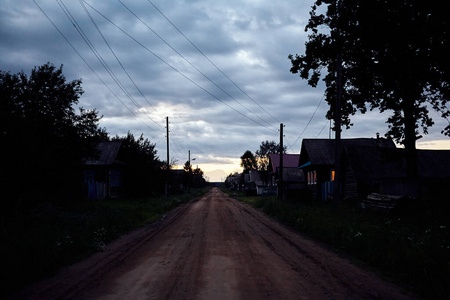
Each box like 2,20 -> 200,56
229,189 -> 450,300
0,187 -> 210,297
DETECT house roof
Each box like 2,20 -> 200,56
281,168 -> 305,182
269,154 -> 300,172
85,142 -> 123,166
299,138 -> 396,167
344,146 -> 450,180
248,170 -> 263,184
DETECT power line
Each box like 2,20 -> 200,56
58,0 -> 162,130
119,0 -> 277,132
79,0 -> 162,126
147,0 -> 281,125
33,0 -> 158,137
289,94 -> 325,149
316,120 -> 328,138
82,0 -> 276,132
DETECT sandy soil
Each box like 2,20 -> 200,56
9,188 -> 418,300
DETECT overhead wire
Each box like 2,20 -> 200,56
118,0 -> 278,132
289,94 -> 325,149
316,120 -> 328,138
57,0 -> 162,131
79,0 -> 162,125
82,1 -> 276,133
33,0 -> 158,138
147,0 -> 281,125
75,1 -> 194,161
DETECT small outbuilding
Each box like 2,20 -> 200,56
83,141 -> 125,200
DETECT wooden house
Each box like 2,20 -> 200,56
298,138 -> 395,201
268,154 -> 305,198
83,141 -> 125,200
342,146 -> 450,205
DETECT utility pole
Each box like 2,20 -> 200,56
165,116 -> 169,200
188,150 -> 191,193
334,54 -> 342,207
278,123 -> 284,201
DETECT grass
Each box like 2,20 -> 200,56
225,188 -> 450,300
0,187 -> 210,297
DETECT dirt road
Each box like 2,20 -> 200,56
11,188 -> 417,300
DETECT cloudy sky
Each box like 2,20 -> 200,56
1,0 -> 449,182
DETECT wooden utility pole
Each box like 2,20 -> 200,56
334,54 -> 342,206
188,150 -> 191,193
165,116 -> 169,200
278,123 -> 284,201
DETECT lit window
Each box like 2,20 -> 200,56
331,170 -> 335,181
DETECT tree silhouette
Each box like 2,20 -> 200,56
240,150 -> 257,173
1,63 -> 106,204
289,1 -> 450,177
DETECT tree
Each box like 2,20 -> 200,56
255,140 -> 286,184
112,132 -> 163,196
289,1 -> 450,177
0,63 -> 106,204
183,160 -> 193,191
255,140 -> 286,171
240,150 -> 257,173
192,166 -> 206,188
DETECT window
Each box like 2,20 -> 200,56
307,170 -> 317,185
331,170 -> 335,181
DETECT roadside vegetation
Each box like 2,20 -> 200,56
223,188 -> 450,300
0,188 -> 209,297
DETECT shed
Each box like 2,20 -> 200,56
83,141 -> 125,200
342,146 -> 450,204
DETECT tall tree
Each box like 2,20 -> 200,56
0,63 -> 106,204
289,1 -> 450,177
240,150 -> 257,173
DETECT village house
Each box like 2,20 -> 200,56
268,153 -> 305,198
83,141 -> 125,200
298,137 -> 396,201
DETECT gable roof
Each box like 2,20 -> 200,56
85,141 -> 123,166
269,153 -> 300,172
299,138 -> 396,167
